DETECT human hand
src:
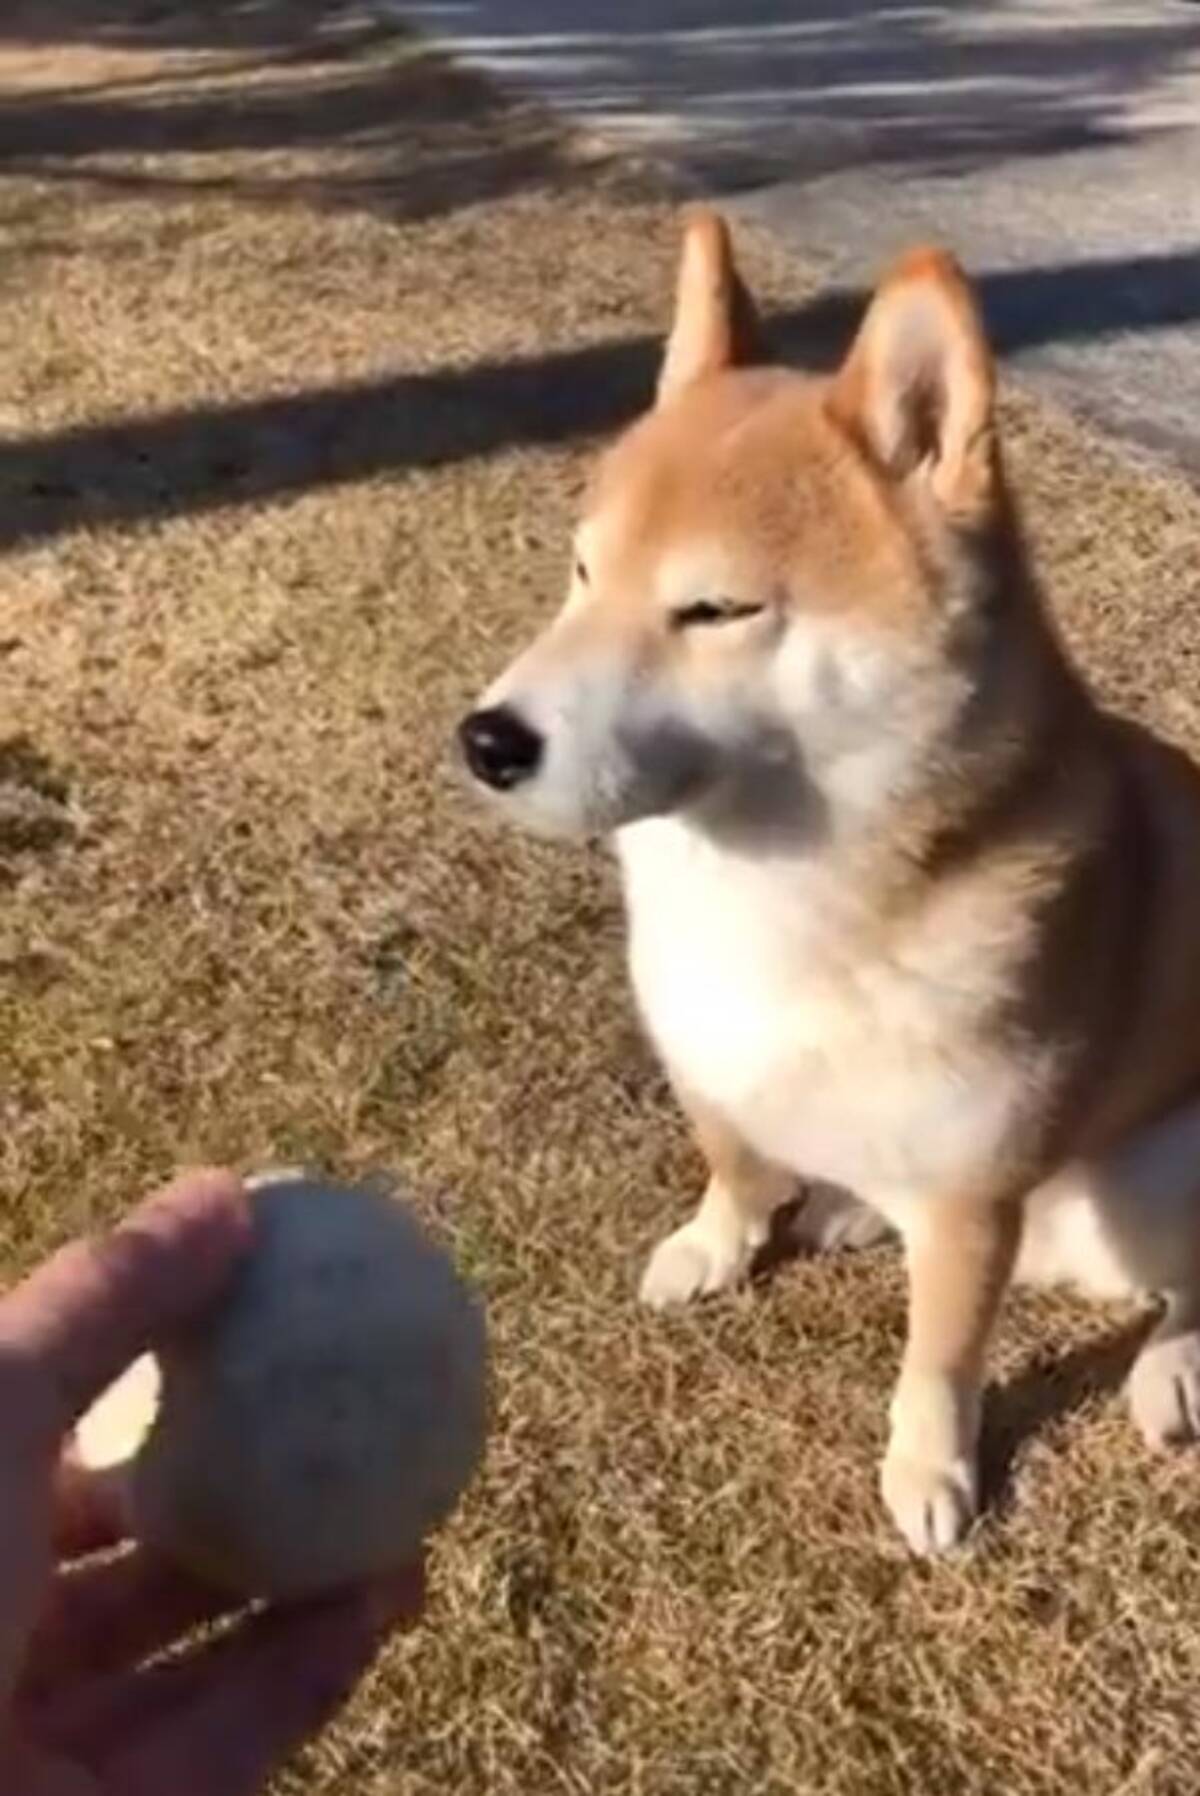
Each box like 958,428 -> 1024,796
0,1170 -> 423,1795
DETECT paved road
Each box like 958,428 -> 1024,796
399,0 -> 1200,470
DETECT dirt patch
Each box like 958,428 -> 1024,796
0,736 -> 78,879
4,7 -> 1200,1795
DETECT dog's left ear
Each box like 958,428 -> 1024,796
828,247 -> 997,521
658,207 -> 762,404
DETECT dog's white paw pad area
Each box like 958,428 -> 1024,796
1129,1330 -> 1200,1448
881,1450 -> 979,1556
638,1223 -> 750,1310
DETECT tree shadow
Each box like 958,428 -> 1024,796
399,0 -> 1200,189
1,0 -> 357,51
0,2 -> 1197,222
0,1 -> 612,228
3,241 -> 1200,552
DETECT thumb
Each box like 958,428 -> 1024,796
0,1171 -> 250,1440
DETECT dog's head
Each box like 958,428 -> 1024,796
459,209 -> 1010,843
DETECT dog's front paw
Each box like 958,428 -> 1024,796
639,1219 -> 756,1310
1129,1328 -> 1200,1448
881,1448 -> 978,1556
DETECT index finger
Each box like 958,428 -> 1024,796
0,1170 -> 250,1437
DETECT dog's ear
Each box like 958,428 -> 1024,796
828,247 -> 997,521
658,207 -> 762,404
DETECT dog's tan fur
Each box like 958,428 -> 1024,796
463,209 -> 1200,1551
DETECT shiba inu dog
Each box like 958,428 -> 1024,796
458,208 -> 1200,1554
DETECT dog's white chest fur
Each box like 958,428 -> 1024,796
619,818 -> 1034,1210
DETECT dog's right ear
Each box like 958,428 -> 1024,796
657,207 -> 762,405
827,247 -> 998,522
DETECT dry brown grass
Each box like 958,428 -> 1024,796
5,7 -> 1200,1793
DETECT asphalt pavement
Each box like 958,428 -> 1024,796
398,0 -> 1200,470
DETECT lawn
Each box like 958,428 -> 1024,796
5,6 -> 1200,1793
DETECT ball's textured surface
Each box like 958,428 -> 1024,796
126,1175 -> 487,1599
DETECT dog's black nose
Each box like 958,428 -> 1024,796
459,705 -> 544,790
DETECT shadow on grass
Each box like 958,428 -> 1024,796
983,1311 -> 1158,1511
2,244 -> 1200,550
751,1191 -> 1161,1516
0,0 -> 612,228
0,2 -> 1197,546
4,0 -> 1199,191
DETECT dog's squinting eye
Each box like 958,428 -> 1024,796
574,557 -> 590,586
670,598 -> 765,631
